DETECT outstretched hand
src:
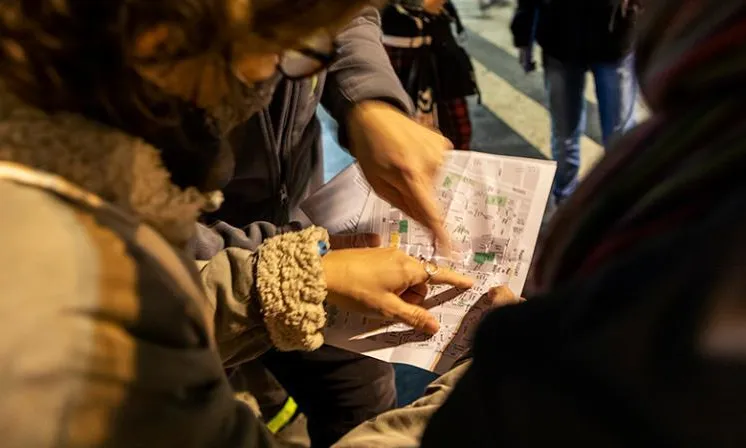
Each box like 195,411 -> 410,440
347,101 -> 453,254
322,248 -> 473,334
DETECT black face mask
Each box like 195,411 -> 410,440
148,102 -> 230,192
87,73 -> 281,193
156,73 -> 282,192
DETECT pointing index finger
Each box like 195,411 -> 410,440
402,178 -> 452,254
428,266 -> 474,289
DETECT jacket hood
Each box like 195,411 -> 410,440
0,85 -> 222,247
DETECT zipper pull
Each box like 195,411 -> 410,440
279,183 -> 289,206
279,183 -> 290,224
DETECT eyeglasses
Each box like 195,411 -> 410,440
132,29 -> 339,83
278,31 -> 339,80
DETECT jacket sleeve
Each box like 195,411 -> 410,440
511,0 -> 540,48
0,183 -> 285,447
321,6 -> 414,142
333,361 -> 471,447
197,226 -> 329,368
191,220 -> 303,261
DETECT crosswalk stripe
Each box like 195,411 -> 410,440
471,58 -> 605,177
457,1 -> 649,119
455,4 -> 603,106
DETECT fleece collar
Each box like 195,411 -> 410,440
0,86 -> 222,247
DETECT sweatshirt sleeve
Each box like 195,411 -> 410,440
191,220 -> 303,261
321,6 -> 414,147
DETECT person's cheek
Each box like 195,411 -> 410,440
137,56 -> 231,108
232,53 -> 280,84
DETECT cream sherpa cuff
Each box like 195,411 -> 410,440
256,226 -> 329,351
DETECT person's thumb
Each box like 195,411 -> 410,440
487,285 -> 524,307
384,293 -> 440,334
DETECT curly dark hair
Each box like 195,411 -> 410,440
0,0 -> 381,117
0,0 -> 382,189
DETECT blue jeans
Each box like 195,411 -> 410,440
544,53 -> 637,201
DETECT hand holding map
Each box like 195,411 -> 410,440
322,247 -> 474,335
302,151 -> 555,373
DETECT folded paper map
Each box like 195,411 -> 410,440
301,151 -> 556,373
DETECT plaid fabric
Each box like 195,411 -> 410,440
385,45 -> 472,149
438,97 -> 472,150
384,45 -> 420,94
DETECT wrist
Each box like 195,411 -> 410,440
321,250 -> 346,294
346,101 -> 376,157
348,100 -> 399,121
346,100 -> 402,158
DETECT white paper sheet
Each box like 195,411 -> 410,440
300,164 -> 371,235
302,152 -> 556,373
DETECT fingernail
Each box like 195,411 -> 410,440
426,321 -> 440,335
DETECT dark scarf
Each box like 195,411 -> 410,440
531,1 -> 746,293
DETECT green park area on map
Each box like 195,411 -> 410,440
486,195 -> 507,207
474,252 -> 496,264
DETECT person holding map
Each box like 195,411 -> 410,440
192,4 -> 459,444
335,0 -> 746,445
0,0 -> 475,445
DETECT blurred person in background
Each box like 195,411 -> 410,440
381,0 -> 480,150
196,5 -> 456,445
335,0 -> 746,445
512,0 -> 641,204
0,0 -> 475,446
